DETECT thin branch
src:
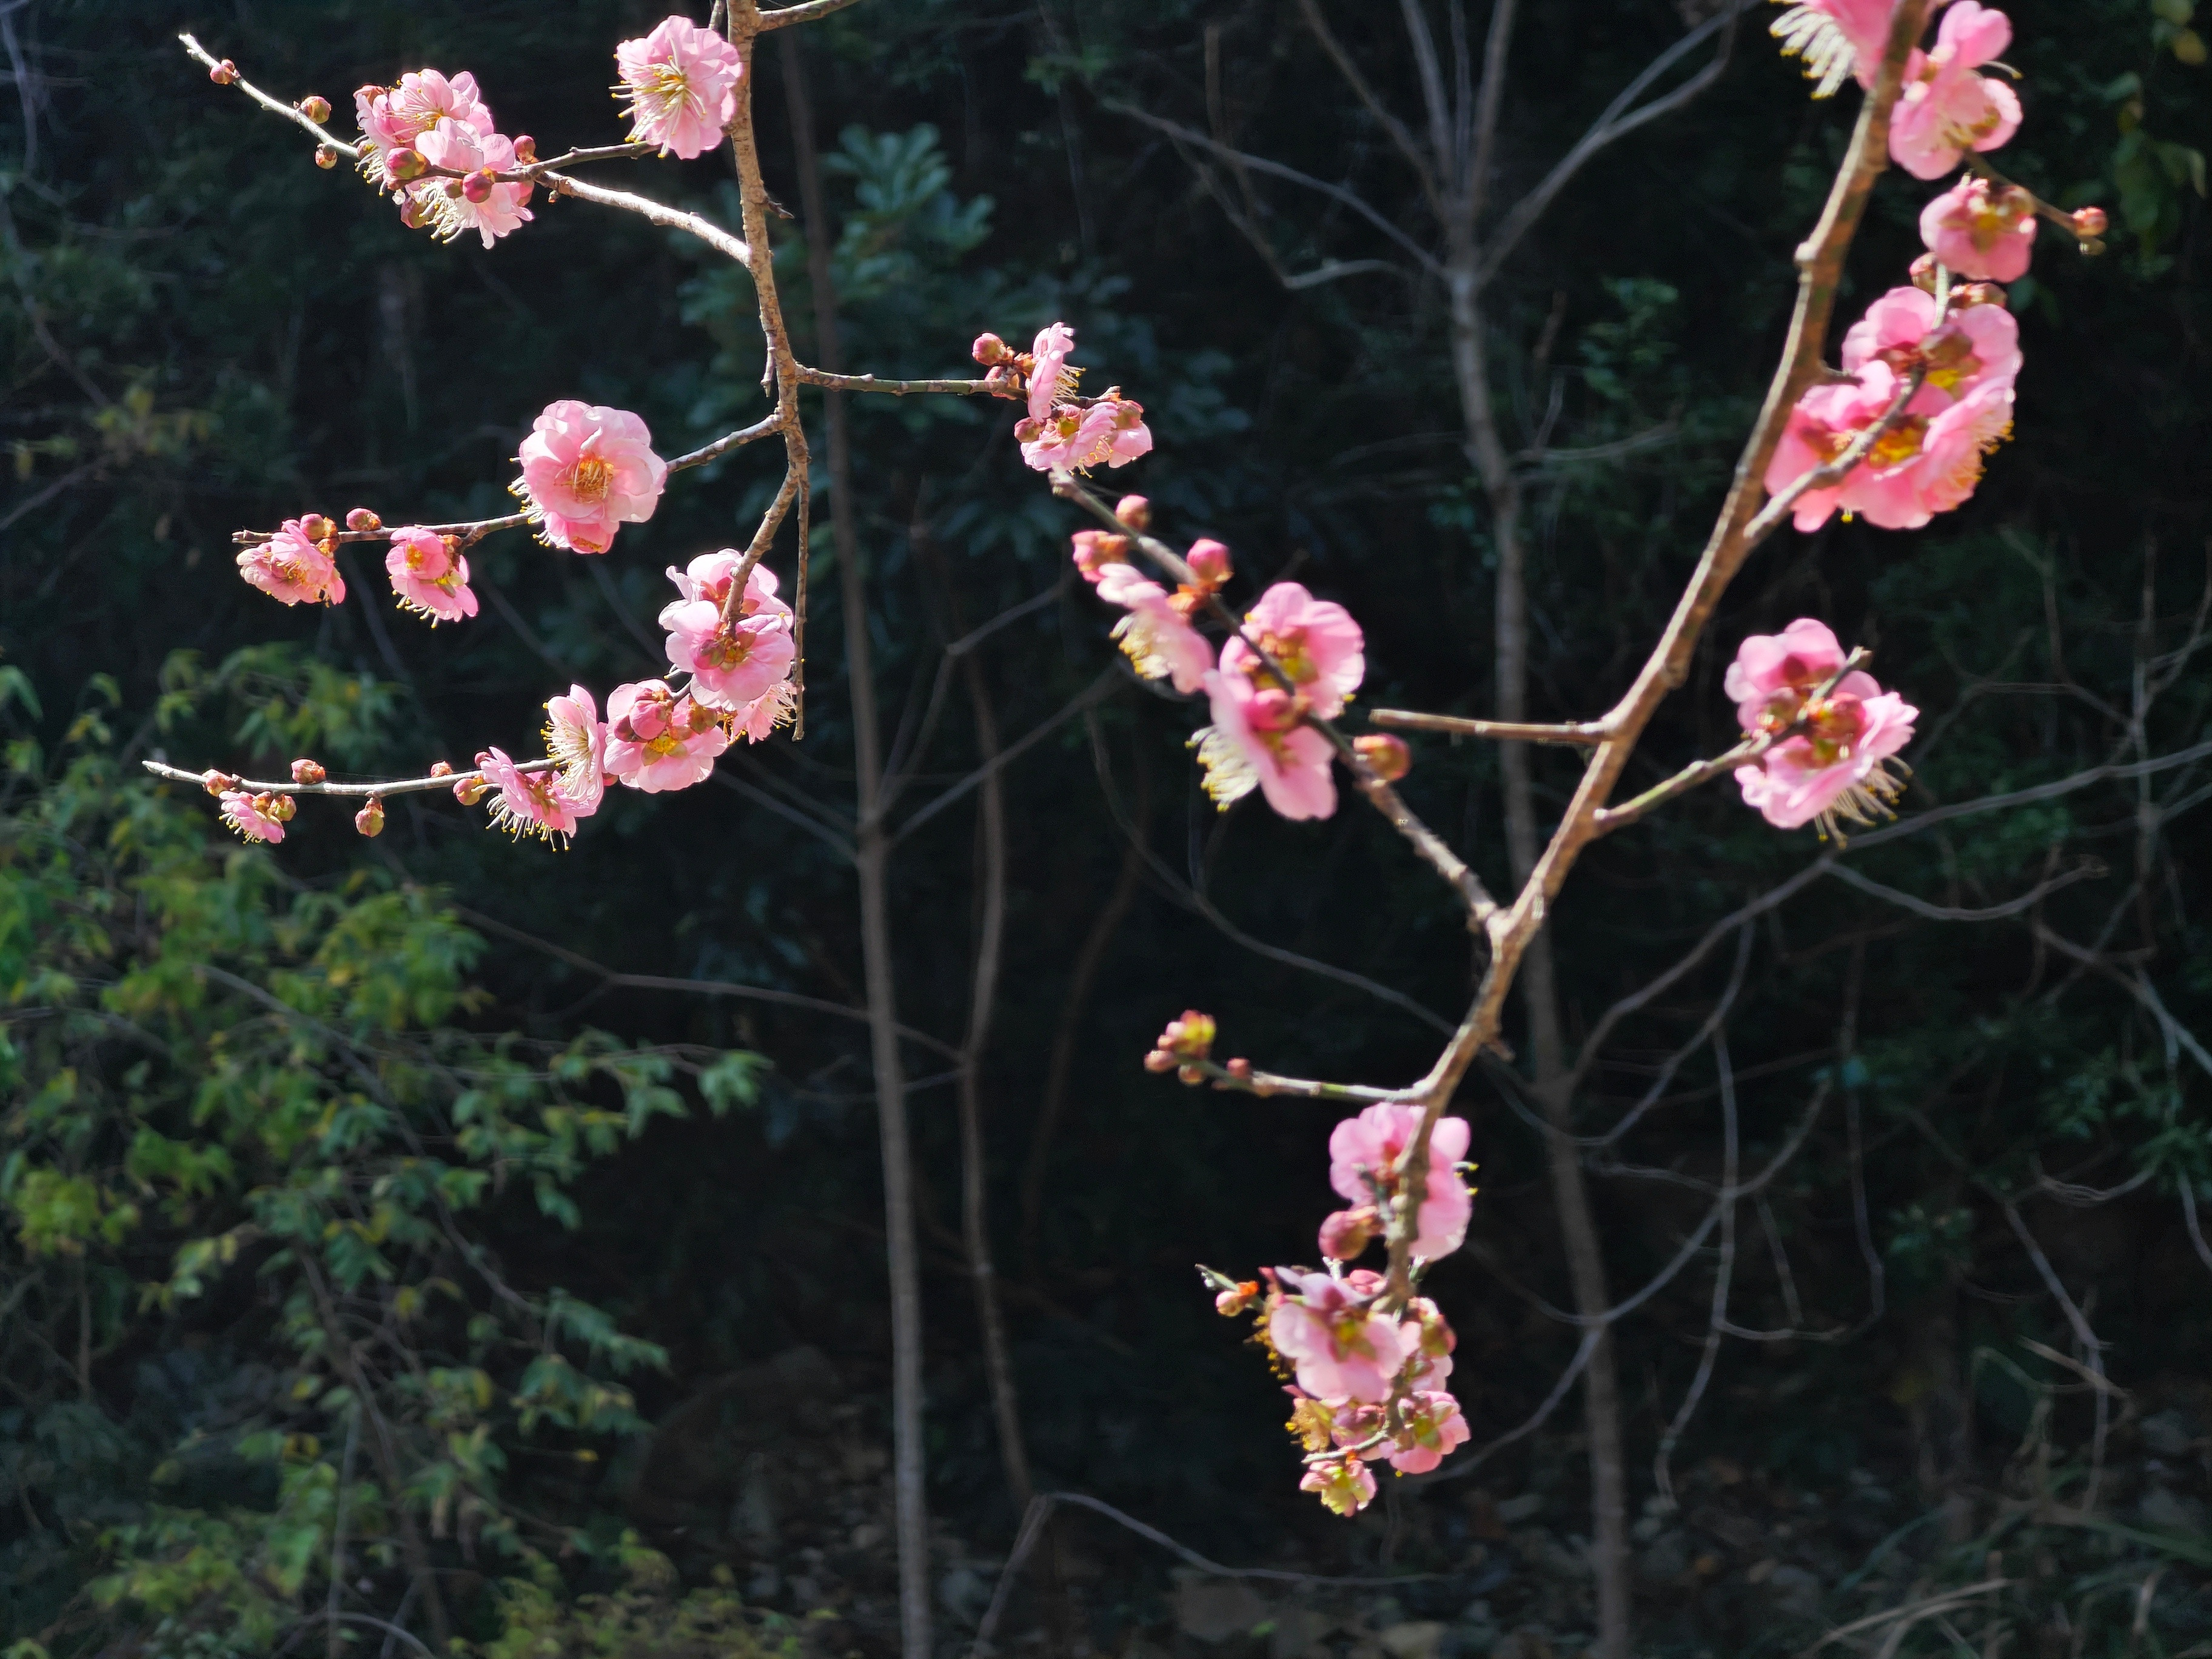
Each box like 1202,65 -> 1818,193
1369,710 -> 1605,745
142,757 -> 549,800
758,0 -> 867,28
1295,0 -> 1443,213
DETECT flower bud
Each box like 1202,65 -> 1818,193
345,508 -> 382,532
299,514 -> 335,542
298,95 -> 332,124
210,59 -> 238,85
1012,416 -> 1042,443
1144,1048 -> 1177,1073
454,775 -> 489,806
1185,538 -> 1233,588
512,135 -> 537,164
290,757 -> 327,786
398,196 -> 432,231
1176,1063 -> 1205,1087
1071,529 -> 1131,583
1158,1009 -> 1216,1062
1319,1206 -> 1379,1262
1909,252 -> 1940,293
315,144 -> 338,169
462,168 -> 497,204
263,793 -> 298,823
1949,281 -> 2006,309
1114,494 -> 1152,531
354,797 -> 386,837
971,332 -> 1010,366
1354,733 -> 1412,782
2071,205 -> 2108,239
429,760 -> 454,777
386,147 -> 427,183
1213,1280 -> 1260,1318
203,770 -> 240,796
1225,1057 -> 1253,1082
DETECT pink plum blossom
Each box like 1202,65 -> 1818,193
1399,1296 -> 1458,1390
1095,571 -> 1213,694
237,520 -> 346,606
1071,528 -> 1133,584
1026,323 -> 1076,423
1890,2 -> 2022,179
616,16 -> 743,160
414,119 -> 534,247
1724,618 -> 1851,734
604,679 -> 729,793
1300,1454 -> 1378,1517
544,685 -> 608,813
384,528 -> 478,624
1269,1270 -> 1406,1404
1839,284 -> 2021,391
1736,682 -> 1919,837
219,791 -> 287,844
1220,581 -> 1366,718
1384,1391 -> 1470,1475
1192,669 -> 1337,820
1919,175 -> 2037,282
513,401 -> 667,554
355,69 -> 494,186
1019,397 -> 1154,472
1328,1104 -> 1474,1262
659,552 -> 796,715
1769,0 -> 1897,96
476,747 -> 586,844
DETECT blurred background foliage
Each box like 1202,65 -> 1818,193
0,0 -> 2206,1655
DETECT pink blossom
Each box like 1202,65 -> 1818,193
384,528 -> 478,624
616,16 -> 743,160
727,679 -> 798,744
1328,1105 -> 1474,1262
1269,1270 -> 1406,1404
1839,285 -> 2020,391
1318,1207 -> 1379,1262
237,520 -> 346,606
1300,1454 -> 1378,1517
1399,1296 -> 1458,1390
1193,669 -> 1337,820
1220,582 -> 1366,719
219,791 -> 287,844
1019,397 -> 1153,473
414,119 -> 534,247
1890,2 -> 2022,179
513,401 -> 667,554
1384,1391 -> 1470,1475
1071,528 -> 1133,584
1724,618 -> 1850,734
1027,323 -> 1077,423
476,747 -> 585,844
355,69 -> 494,186
659,553 -> 796,714
543,685 -> 607,813
1769,0 -> 1898,96
1097,574 -> 1213,694
1737,683 -> 1919,836
604,679 -> 729,793
1918,175 -> 2037,282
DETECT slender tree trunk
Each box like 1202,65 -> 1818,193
1449,262 -> 1633,1659
782,38 -> 931,1659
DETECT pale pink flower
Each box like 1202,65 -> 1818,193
1192,669 -> 1337,820
1027,323 -> 1077,423
237,520 -> 346,606
1020,397 -> 1152,472
1724,618 -> 1850,734
1736,682 -> 1919,836
1269,1270 -> 1406,1404
1098,574 -> 1212,694
1221,582 -> 1366,719
1385,1391 -> 1470,1475
414,119 -> 534,247
659,554 -> 796,713
544,685 -> 607,813
1318,1207 -> 1379,1262
1399,1296 -> 1458,1390
476,748 -> 583,844
1328,1105 -> 1474,1262
1300,1454 -> 1378,1517
219,791 -> 287,844
1838,285 -> 2021,391
1071,528 -> 1133,585
1891,2 -> 2022,179
727,679 -> 798,744
616,16 -> 743,160
355,69 -> 494,185
604,679 -> 729,793
1919,176 -> 2037,282
384,528 -> 478,624
513,401 -> 667,554
1769,0 -> 1898,96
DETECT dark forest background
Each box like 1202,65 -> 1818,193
2,0 -> 2208,1655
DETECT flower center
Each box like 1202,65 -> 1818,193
645,731 -> 683,758
1867,415 -> 1931,469
701,628 -> 754,671
564,455 -> 616,504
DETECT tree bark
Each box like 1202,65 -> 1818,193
782,36 -> 932,1659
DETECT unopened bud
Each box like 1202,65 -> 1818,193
1114,494 -> 1151,531
386,147 -> 427,183
210,59 -> 238,85
1226,1057 -> 1253,1081
1176,1063 -> 1205,1087
263,793 -> 298,823
1011,416 -> 1042,443
972,331 -> 1011,366
512,135 -> 537,164
1158,1009 -> 1217,1061
1909,252 -> 1940,293
203,770 -> 240,796
1185,538 -> 1233,587
1071,528 -> 1131,582
354,797 -> 386,838
429,760 -> 454,777
462,168 -> 496,204
290,758 -> 327,786
315,144 -> 338,169
298,95 -> 332,124
2071,205 -> 2108,239
1213,1281 -> 1260,1317
1949,281 -> 2006,309
398,196 -> 431,231
345,508 -> 382,532
299,514 -> 335,542
444,179 -> 465,199
1144,1048 -> 1176,1074
454,775 -> 489,806
1354,732 -> 1412,783
1319,1206 -> 1379,1262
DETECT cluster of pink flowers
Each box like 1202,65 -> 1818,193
616,16 -> 742,160
236,516 -> 347,606
1726,618 -> 1919,836
353,67 -> 534,247
1770,0 -> 2020,179
659,551 -> 798,740
1205,1101 -> 1476,1514
512,400 -> 668,554
219,789 -> 295,844
975,324 -> 1154,473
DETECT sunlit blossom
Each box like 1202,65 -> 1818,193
544,684 -> 608,813
237,520 -> 346,606
615,16 -> 743,160
1328,1104 -> 1474,1262
1192,669 -> 1336,820
513,400 -> 667,554
604,679 -> 729,793
1891,2 -> 2022,179
477,746 -> 586,845
384,528 -> 478,623
1269,1270 -> 1406,1404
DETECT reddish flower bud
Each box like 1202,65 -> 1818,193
210,59 -> 238,85
429,760 -> 454,777
354,797 -> 386,838
298,95 -> 332,124
1176,1063 -> 1205,1086
1354,732 -> 1412,782
263,793 -> 298,823
290,758 -> 327,786
1157,1010 -> 1216,1062
1909,252 -> 1940,293
203,770 -> 240,796
453,775 -> 489,806
298,514 -> 335,543
461,168 -> 497,203
314,144 -> 338,169
1011,416 -> 1042,443
1949,282 -> 2006,309
512,135 -> 537,164
1226,1057 -> 1253,1081
344,508 -> 382,532
354,84 -> 384,107
1114,494 -> 1152,531
1185,538 -> 1233,587
2071,205 -> 2108,239
398,196 -> 432,231
972,332 -> 1010,366
386,147 -> 427,183
1213,1280 -> 1260,1317
1144,1048 -> 1177,1073
1319,1206 -> 1379,1262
